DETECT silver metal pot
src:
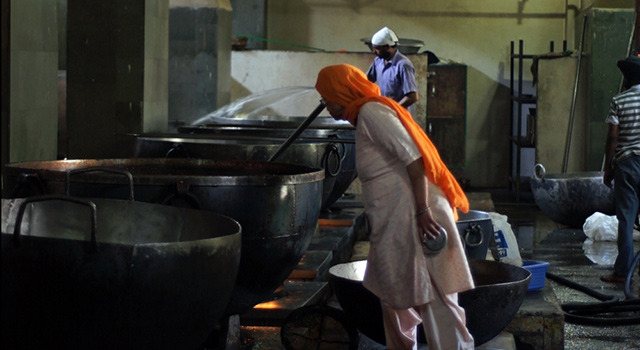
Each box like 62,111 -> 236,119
1,195 -> 241,349
456,210 -> 493,260
531,163 -> 615,228
133,132 -> 355,210
328,259 -> 531,347
194,114 -> 354,129
2,158 -> 325,315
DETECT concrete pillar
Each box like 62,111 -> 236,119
66,0 -> 169,159
1,0 -> 59,167
168,0 -> 232,128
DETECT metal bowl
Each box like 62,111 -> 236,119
328,259 -> 531,347
531,163 -> 615,228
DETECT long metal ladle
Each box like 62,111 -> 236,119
268,103 -> 326,162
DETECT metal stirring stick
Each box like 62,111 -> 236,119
268,103 -> 326,162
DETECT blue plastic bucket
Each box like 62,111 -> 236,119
522,260 -> 550,291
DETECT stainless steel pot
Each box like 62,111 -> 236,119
456,210 -> 493,260
178,124 -> 357,210
194,114 -> 354,129
134,132 -> 355,211
1,195 -> 241,349
2,158 -> 325,315
328,259 -> 531,347
531,163 -> 615,228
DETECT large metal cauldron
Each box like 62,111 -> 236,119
3,158 -> 325,315
195,114 -> 354,129
531,163 -> 615,228
328,259 -> 531,347
1,195 -> 241,349
181,119 -> 357,211
132,132 -> 351,211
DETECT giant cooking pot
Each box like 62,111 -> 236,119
531,163 -> 615,228
186,114 -> 357,210
1,195 -> 241,349
132,132 -> 351,211
177,125 -> 357,210
328,259 -> 531,347
195,114 -> 354,129
3,158 -> 324,315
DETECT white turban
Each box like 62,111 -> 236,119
371,27 -> 398,46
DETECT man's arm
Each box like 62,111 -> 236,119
398,91 -> 418,108
603,123 -> 618,188
366,63 -> 376,83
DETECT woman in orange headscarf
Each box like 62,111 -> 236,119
316,64 -> 474,350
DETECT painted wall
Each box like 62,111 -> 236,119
7,0 -> 59,163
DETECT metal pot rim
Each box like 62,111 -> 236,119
4,158 -> 325,186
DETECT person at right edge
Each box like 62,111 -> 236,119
316,64 -> 474,349
366,27 -> 419,116
601,55 -> 640,284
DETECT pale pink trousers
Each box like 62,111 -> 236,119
380,282 -> 474,350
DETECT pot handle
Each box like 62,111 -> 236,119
533,163 -> 546,181
12,195 -> 98,252
65,167 -> 135,201
161,181 -> 202,209
323,143 -> 343,177
464,223 -> 484,248
10,173 -> 46,197
166,143 -> 192,158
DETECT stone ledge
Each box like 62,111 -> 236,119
505,283 -> 565,350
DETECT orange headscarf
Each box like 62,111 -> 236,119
315,64 -> 469,218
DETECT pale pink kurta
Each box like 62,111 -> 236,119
356,102 -> 474,309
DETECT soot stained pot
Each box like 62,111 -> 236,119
2,158 -> 325,315
179,122 -> 357,210
328,259 -> 531,347
531,163 -> 615,228
132,132 -> 351,211
1,195 -> 241,349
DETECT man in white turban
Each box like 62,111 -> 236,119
366,27 -> 419,116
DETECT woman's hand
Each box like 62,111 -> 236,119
407,158 -> 444,243
416,207 -> 443,242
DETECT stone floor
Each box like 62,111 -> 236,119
238,189 -> 640,350
492,190 -> 640,350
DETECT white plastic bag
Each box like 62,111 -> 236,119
582,238 -> 618,265
488,212 -> 523,267
583,212 -> 640,241
583,212 -> 618,241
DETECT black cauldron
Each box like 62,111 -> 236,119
1,195 -> 241,349
3,158 -> 324,315
328,259 -> 531,347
